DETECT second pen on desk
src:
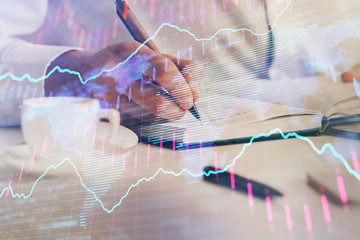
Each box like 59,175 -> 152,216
115,0 -> 201,121
203,166 -> 283,198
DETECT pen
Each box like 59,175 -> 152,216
115,0 -> 201,121
203,166 -> 283,198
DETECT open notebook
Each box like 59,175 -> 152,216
132,93 -> 360,150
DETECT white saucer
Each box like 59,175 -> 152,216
0,122 -> 138,177
96,122 -> 138,149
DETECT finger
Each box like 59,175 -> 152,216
99,88 -> 157,124
341,72 -> 355,82
143,54 -> 194,110
180,61 -> 204,102
341,64 -> 360,82
164,54 -> 204,102
163,53 -> 192,70
107,41 -> 194,110
124,79 -> 186,121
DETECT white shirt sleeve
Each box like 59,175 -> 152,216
0,0 -> 76,126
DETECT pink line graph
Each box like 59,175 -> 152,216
336,176 -> 348,204
101,139 -> 105,160
55,5 -> 62,23
42,136 -> 48,153
45,17 -> 52,35
160,136 -> 163,154
147,142 -> 150,163
284,205 -> 293,231
321,195 -> 331,223
211,0 -> 216,20
102,27 -> 109,48
78,29 -> 85,48
86,30 -> 93,51
179,0 -> 184,22
18,164 -> 24,182
150,0 -> 155,19
189,2 -> 194,24
17,49 -> 25,67
159,6 -> 164,26
169,4 -> 174,24
122,152 -> 126,171
72,23 -> 78,41
111,145 -> 115,167
31,145 -> 37,168
63,1 -> 69,20
36,30 -> 43,44
94,27 -> 101,49
214,151 -> 218,172
134,145 -> 138,169
91,124 -> 97,148
6,179 -> 12,197
172,132 -> 176,151
112,18 -> 118,40
265,196 -> 273,222
351,151 -> 360,175
247,182 -> 253,207
67,9 -> 74,28
303,205 -> 312,232
229,167 -> 235,189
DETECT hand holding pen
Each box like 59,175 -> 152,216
45,2 -> 204,127
115,0 -> 202,121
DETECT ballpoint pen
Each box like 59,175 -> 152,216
115,0 -> 201,121
203,166 -> 283,198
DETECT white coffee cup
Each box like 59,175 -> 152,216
21,97 -> 120,160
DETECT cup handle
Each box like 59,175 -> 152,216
98,108 -> 121,138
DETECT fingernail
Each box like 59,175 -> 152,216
184,98 -> 193,109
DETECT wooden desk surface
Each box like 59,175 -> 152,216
0,125 -> 359,239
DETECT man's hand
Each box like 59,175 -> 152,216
44,41 -> 204,126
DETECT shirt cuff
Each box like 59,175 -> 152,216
0,38 -> 81,126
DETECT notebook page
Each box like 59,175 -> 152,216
325,96 -> 360,118
161,93 -> 321,144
